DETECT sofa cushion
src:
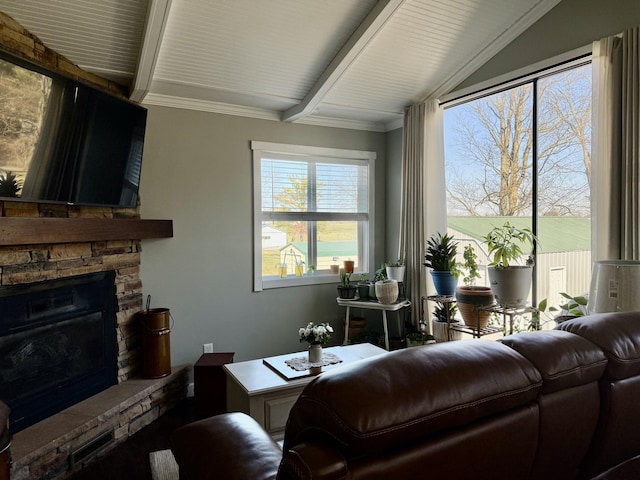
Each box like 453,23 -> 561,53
557,312 -> 640,380
284,339 -> 541,456
500,330 -> 607,393
171,412 -> 282,480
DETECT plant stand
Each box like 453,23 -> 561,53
423,295 -> 462,342
450,304 -> 537,338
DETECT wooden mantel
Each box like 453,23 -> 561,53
0,218 -> 173,246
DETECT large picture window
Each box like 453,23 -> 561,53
444,60 -> 592,318
252,141 -> 375,291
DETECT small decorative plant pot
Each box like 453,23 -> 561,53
330,264 -> 340,274
337,285 -> 357,299
386,265 -> 406,282
357,282 -> 370,300
432,320 -> 463,342
375,280 -> 398,304
343,260 -> 355,274
369,282 -> 377,300
308,344 -> 322,363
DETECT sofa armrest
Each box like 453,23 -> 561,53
278,441 -> 348,480
171,412 -> 282,480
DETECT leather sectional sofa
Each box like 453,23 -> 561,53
171,311 -> 640,479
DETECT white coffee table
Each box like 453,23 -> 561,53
224,343 -> 387,439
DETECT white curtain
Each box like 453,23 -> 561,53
399,100 -> 447,329
592,27 -> 640,261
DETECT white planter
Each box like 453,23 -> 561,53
386,266 -> 406,282
488,266 -> 532,308
375,280 -> 398,304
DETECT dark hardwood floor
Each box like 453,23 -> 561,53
68,397 -> 196,480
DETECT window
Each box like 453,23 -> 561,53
252,141 -> 375,291
444,60 -> 592,318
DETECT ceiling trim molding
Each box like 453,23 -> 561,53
130,0 -> 173,103
422,0 -> 563,101
281,0 -> 406,123
142,93 -> 387,132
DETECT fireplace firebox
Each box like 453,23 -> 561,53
0,271 -> 117,433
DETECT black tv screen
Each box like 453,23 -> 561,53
0,52 -> 146,208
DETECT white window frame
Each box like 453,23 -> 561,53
252,141 -> 375,291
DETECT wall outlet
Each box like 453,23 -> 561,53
203,343 -> 214,353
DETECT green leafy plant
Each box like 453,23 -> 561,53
373,264 -> 387,282
358,273 -> 367,282
433,302 -> 458,323
461,245 -> 481,286
0,170 -> 21,197
386,258 -> 404,267
339,268 -> 351,287
424,232 -> 459,274
483,222 -> 538,269
529,293 -> 588,330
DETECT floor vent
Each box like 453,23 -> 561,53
69,429 -> 114,468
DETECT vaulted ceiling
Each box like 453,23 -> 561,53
0,0 -> 560,131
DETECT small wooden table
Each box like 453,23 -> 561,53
224,343 -> 386,439
337,297 -> 411,350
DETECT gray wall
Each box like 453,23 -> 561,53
139,107 -> 386,364
457,0 -> 640,90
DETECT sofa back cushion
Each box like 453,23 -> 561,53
501,330 -> 608,480
284,340 -> 541,457
558,312 -> 640,478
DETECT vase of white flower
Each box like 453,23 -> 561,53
308,344 -> 322,363
299,321 -> 333,363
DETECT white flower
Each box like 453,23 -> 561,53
298,321 -> 333,345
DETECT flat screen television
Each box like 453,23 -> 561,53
0,50 -> 147,208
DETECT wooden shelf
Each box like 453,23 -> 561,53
0,217 -> 173,245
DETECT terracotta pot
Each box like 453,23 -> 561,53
455,286 -> 494,329
343,260 -> 355,273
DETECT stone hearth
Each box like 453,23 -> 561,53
10,366 -> 188,480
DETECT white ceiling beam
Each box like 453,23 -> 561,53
130,0 -> 173,103
282,0 -> 405,122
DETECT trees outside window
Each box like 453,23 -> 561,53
444,62 -> 592,312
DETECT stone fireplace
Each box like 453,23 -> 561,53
0,13 -> 183,479
0,271 -> 118,433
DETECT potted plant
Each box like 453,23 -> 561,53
431,302 -> 461,342
455,245 -> 494,329
385,259 -> 406,282
424,232 -> 459,296
356,274 -> 370,300
369,265 -> 387,300
483,222 -> 538,308
298,321 -> 333,362
529,292 -> 589,330
337,268 -> 357,299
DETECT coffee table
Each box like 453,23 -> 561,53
224,343 -> 387,439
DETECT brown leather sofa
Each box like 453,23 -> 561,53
171,311 -> 640,480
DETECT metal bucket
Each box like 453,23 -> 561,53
138,308 -> 172,379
